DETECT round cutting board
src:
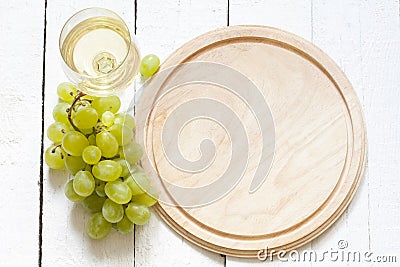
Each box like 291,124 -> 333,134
135,26 -> 367,257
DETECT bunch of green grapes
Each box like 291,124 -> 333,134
45,82 -> 158,240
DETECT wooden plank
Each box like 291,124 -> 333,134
136,0 -> 228,59
310,1 -> 369,266
359,0 -> 400,256
134,0 -> 227,266
227,1 -> 312,266
41,2 -> 137,266
229,0 -> 312,39
0,0 -> 44,265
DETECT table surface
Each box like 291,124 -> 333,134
1,0 -> 399,266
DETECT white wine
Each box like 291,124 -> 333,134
60,15 -> 140,96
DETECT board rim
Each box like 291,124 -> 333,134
136,25 -> 367,258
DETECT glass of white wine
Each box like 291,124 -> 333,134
59,7 -> 140,96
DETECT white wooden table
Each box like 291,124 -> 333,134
1,0 -> 399,266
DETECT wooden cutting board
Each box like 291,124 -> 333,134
135,25 -> 367,257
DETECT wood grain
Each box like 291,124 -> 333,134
360,0 -> 400,255
136,26 -> 367,257
230,0 -> 312,39
227,2 -> 313,265
134,1 -> 227,266
0,0 -> 44,265
41,1 -> 136,266
0,0 -> 398,265
310,3 -> 370,267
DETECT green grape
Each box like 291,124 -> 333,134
95,179 -> 106,197
105,180 -> 132,204
82,145 -> 102,165
84,164 -> 92,172
52,102 -> 70,124
131,187 -> 158,207
139,54 -> 160,77
73,107 -> 98,129
114,113 -> 135,130
113,114 -> 123,125
44,145 -> 65,170
73,170 -> 95,197
79,128 -> 93,135
64,154 -> 86,175
124,114 -> 135,130
130,164 -> 139,173
120,143 -> 143,165
62,131 -> 89,156
109,124 -> 133,146
101,111 -> 115,127
102,198 -> 124,223
114,158 -> 131,177
116,215 -> 134,233
92,160 -> 122,182
47,122 -> 70,143
88,134 -> 96,145
57,82 -> 77,103
131,167 -> 151,185
108,124 -> 123,144
124,173 -> 151,195
125,203 -> 150,225
81,193 -> 106,213
96,131 -> 118,158
64,179 -> 85,202
135,165 -> 145,172
91,96 -> 121,116
74,99 -> 91,111
86,212 -> 112,240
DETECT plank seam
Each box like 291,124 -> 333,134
134,2 -> 137,266
358,0 -> 371,251
367,166 -> 371,251
227,0 -> 230,26
311,0 -> 314,42
224,2 -> 229,265
134,0 -> 138,34
38,0 -> 48,266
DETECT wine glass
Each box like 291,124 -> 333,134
59,7 -> 140,96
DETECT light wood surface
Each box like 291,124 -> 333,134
1,0 -> 399,266
41,1 -> 138,266
136,25 -> 367,257
0,0 -> 44,265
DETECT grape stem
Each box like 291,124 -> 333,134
51,144 -> 62,153
68,91 -> 86,131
